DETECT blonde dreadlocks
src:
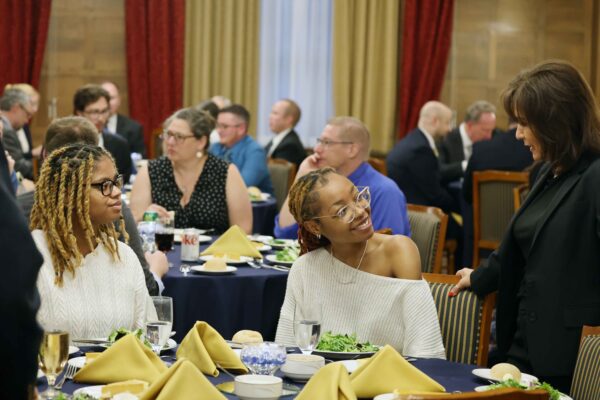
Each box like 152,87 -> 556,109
30,144 -> 128,286
288,167 -> 336,255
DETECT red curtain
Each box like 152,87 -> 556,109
125,0 -> 185,153
0,0 -> 52,89
397,0 -> 454,139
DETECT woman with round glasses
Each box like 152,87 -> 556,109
31,143 -> 151,339
275,168 -> 445,358
130,107 -> 252,233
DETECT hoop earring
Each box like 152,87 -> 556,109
196,150 -> 204,158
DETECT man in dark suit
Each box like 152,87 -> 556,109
73,84 -> 133,182
265,99 -> 307,167
101,81 -> 146,157
438,100 -> 496,182
0,88 -> 35,179
387,101 -> 457,213
0,140 -> 44,399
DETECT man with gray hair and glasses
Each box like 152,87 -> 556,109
0,88 -> 35,179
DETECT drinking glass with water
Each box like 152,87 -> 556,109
293,303 -> 322,355
146,296 -> 173,355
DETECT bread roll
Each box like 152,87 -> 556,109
490,363 -> 521,382
204,257 -> 227,271
232,330 -> 263,344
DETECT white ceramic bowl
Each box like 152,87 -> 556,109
234,374 -> 282,400
281,354 -> 324,375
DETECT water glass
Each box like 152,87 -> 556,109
293,303 -> 322,355
145,296 -> 173,355
38,330 -> 69,399
240,342 -> 287,375
137,221 -> 156,252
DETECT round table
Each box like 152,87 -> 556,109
251,197 -> 277,235
163,244 -> 289,343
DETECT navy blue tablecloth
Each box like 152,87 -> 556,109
252,197 -> 277,235
163,244 -> 289,343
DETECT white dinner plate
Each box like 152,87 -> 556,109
265,254 -> 295,266
472,368 -> 538,386
252,243 -> 272,252
475,385 -> 572,399
280,367 -> 313,382
268,239 -> 298,249
247,234 -> 274,244
373,394 -> 397,400
73,385 -> 103,398
311,347 -> 379,360
190,265 -> 237,275
199,255 -> 253,264
69,345 -> 80,354
173,230 -> 212,243
336,359 -> 360,373
37,369 -> 44,379
68,356 -> 86,369
98,338 -> 177,352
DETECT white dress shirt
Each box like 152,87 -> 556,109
267,128 -> 292,157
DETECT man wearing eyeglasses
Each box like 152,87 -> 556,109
274,116 -> 411,239
210,104 -> 274,194
0,88 -> 35,179
73,85 -> 133,183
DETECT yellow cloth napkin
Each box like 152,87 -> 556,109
200,225 -> 262,259
296,363 -> 356,400
74,334 -> 167,384
139,358 -> 226,400
176,321 -> 248,376
349,345 -> 445,398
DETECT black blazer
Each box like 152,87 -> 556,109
103,133 -> 133,183
470,153 -> 600,378
438,128 -> 465,183
116,114 -> 146,157
0,151 -> 43,397
462,128 -> 533,203
386,128 -> 457,213
265,129 -> 306,168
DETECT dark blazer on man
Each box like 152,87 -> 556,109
470,153 -> 600,379
116,114 -> 146,157
438,128 -> 465,183
103,132 -> 132,183
0,149 -> 43,398
462,128 -> 533,203
1,117 -> 33,179
386,128 -> 457,213
265,129 -> 306,168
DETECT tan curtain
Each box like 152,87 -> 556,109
333,0 -> 400,153
184,0 -> 260,134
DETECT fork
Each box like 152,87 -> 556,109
247,260 -> 262,269
55,363 -> 78,390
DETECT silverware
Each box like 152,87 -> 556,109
55,363 -> 78,389
215,362 -> 238,380
71,339 -> 111,345
247,261 -> 262,269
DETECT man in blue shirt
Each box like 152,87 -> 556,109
274,116 -> 410,239
210,104 -> 273,194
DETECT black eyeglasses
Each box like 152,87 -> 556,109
91,175 -> 124,196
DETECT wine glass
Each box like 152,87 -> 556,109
293,303 -> 322,355
145,296 -> 173,355
38,330 -> 69,399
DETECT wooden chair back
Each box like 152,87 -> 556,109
407,204 -> 447,273
267,158 -> 296,211
422,273 -> 496,366
368,157 -> 387,176
472,170 -> 529,267
513,183 -> 529,211
570,325 -> 600,400
148,127 -> 163,159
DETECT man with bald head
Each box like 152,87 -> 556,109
274,116 -> 410,238
386,101 -> 457,213
265,99 -> 306,167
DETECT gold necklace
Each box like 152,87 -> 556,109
330,239 -> 368,285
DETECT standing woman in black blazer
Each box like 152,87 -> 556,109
450,60 -> 600,393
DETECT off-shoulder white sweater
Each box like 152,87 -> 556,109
33,230 -> 150,339
275,248 -> 446,359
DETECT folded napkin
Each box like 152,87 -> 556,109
296,363 -> 356,400
349,345 -> 445,398
176,321 -> 248,376
74,334 -> 167,384
201,225 -> 262,259
139,358 -> 226,400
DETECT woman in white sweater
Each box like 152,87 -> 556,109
275,168 -> 445,359
31,143 -> 150,339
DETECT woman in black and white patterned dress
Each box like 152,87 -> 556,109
130,108 -> 252,234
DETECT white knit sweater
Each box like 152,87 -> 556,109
275,248 -> 446,359
33,230 -> 150,339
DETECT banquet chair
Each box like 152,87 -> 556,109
148,127 -> 164,159
368,156 -> 387,176
423,273 -> 496,366
407,204 -> 448,273
408,388 -> 549,399
513,183 -> 529,211
267,158 -> 296,211
472,170 -> 529,267
570,325 -> 600,400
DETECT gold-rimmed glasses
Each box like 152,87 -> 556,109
311,186 -> 371,224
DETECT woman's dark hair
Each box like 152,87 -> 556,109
502,60 -> 600,173
164,107 -> 215,150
